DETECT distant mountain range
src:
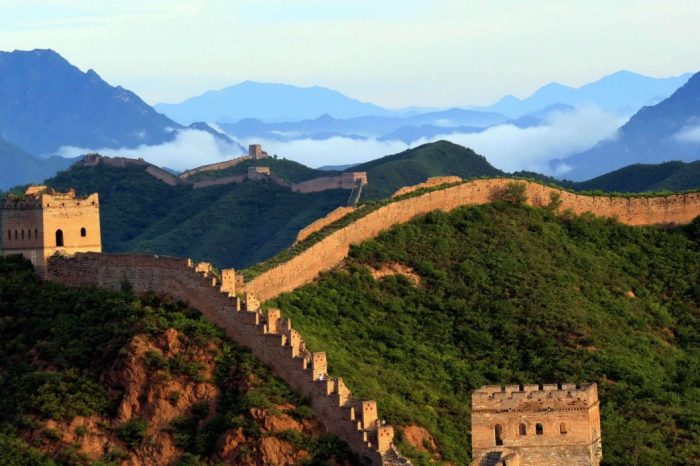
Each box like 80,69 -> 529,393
478,70 -> 691,118
554,71 -> 700,180
0,49 -> 183,155
218,108 -> 509,143
155,81 -> 394,124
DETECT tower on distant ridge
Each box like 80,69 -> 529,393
1,185 -> 102,277
471,383 -> 602,466
248,144 -> 269,160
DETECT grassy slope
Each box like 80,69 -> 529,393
46,164 -> 348,268
0,255 -> 354,465
187,157 -> 336,183
271,203 -> 700,466
348,141 -> 504,200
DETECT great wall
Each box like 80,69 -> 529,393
4,175 -> 700,465
45,253 -> 404,465
79,145 -> 369,197
244,177 -> 700,302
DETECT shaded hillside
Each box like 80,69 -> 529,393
0,137 -> 75,189
46,163 -> 348,268
0,49 -> 181,155
557,71 -> 700,180
271,203 -> 700,465
187,156 -> 336,184
0,255 -> 355,465
574,160 -> 700,193
350,141 -> 504,200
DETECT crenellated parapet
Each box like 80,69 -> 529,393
471,382 -> 602,466
472,383 -> 598,413
46,253 -> 409,465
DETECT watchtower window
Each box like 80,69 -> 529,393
35,229 -> 38,239
55,229 -> 64,247
21,230 -> 24,240
7,230 -> 10,241
14,230 -> 18,240
519,423 -> 527,435
495,424 -> 504,446
27,230 -> 30,240
560,423 -> 567,434
80,227 -> 87,237
536,423 -> 544,435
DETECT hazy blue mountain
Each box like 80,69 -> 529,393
219,108 -> 507,142
553,71 -> 700,181
186,122 -> 245,152
0,137 -> 76,189
481,70 -> 691,117
0,49 -> 184,155
155,81 -> 394,124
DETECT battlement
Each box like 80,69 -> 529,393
2,186 -> 102,276
472,383 -> 598,411
45,253 -> 408,465
472,382 -> 602,466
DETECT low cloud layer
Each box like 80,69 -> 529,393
238,106 -> 626,174
56,106 -> 625,176
57,129 -> 244,171
674,124 -> 700,143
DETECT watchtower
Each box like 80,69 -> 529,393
471,383 -> 602,466
1,186 -> 102,277
248,144 -> 269,160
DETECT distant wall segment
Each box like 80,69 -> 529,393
247,179 -> 700,302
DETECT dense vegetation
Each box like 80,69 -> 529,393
186,156 -> 336,183
0,255 -> 354,465
573,160 -> 700,193
349,140 -> 504,200
271,203 -> 700,465
47,164 -> 348,268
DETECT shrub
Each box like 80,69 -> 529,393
118,419 -> 148,449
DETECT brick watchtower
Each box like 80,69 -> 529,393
1,185 -> 102,277
471,383 -> 602,466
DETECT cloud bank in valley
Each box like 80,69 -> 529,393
55,106 -> 625,177
57,129 -> 244,171
238,106 -> 626,174
674,124 -> 700,143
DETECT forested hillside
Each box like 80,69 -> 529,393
349,141 -> 504,200
46,164 -> 348,268
0,255 -> 355,465
271,202 -> 700,465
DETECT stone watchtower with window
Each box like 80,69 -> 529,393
1,185 -> 101,277
471,383 -> 602,466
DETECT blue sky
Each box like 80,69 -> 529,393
1,0 -> 699,107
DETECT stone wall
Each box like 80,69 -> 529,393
295,206 -> 356,243
391,176 -> 463,198
291,172 -> 368,193
179,156 -> 252,180
46,253 -> 402,466
247,178 -> 700,302
471,384 -> 602,466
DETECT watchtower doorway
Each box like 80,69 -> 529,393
55,229 -> 64,247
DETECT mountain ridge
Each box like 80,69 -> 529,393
555,71 -> 700,180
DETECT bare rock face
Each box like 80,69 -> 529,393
24,327 -> 353,465
403,424 -> 439,456
260,436 -> 309,465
